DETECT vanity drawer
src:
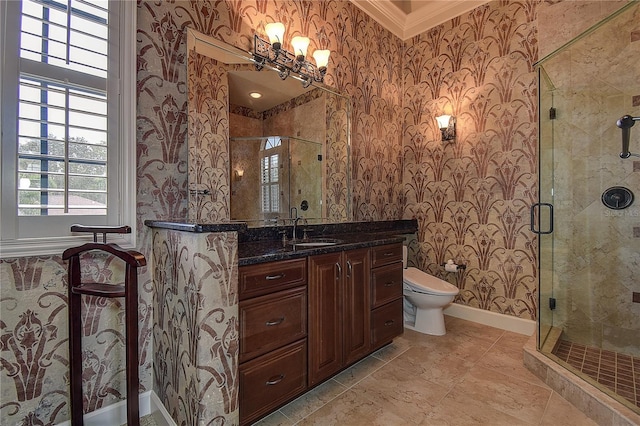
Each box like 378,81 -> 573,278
239,258 -> 307,299
371,299 -> 403,349
371,262 -> 403,308
371,243 -> 403,268
239,339 -> 307,425
239,286 -> 307,363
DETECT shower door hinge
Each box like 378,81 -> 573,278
549,107 -> 557,120
549,297 -> 556,310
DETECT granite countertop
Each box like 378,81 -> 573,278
144,220 -> 248,233
238,230 -> 411,266
144,219 -> 418,266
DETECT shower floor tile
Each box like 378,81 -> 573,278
553,340 -> 640,409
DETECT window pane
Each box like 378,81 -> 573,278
17,50 -> 108,216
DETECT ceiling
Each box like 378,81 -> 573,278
350,0 -> 490,40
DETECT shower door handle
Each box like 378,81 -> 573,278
530,203 -> 554,234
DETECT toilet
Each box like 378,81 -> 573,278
402,247 -> 459,336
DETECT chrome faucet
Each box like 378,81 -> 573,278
292,217 -> 302,242
290,207 -> 299,242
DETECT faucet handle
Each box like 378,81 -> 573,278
278,229 -> 287,245
302,227 -> 312,241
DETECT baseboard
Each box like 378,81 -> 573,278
55,391 -> 176,426
444,303 -> 536,336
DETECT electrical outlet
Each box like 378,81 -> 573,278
633,292 -> 640,303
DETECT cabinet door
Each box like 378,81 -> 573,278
308,252 -> 343,386
343,248 -> 371,365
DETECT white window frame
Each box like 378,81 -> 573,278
0,0 -> 136,258
260,137 -> 281,214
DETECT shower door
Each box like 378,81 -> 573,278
535,1 -> 640,412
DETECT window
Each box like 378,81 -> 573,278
261,137 -> 281,213
1,0 -> 136,257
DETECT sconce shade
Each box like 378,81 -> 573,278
265,23 -> 285,48
313,49 -> 330,70
436,115 -> 456,142
291,36 -> 310,59
436,115 -> 452,129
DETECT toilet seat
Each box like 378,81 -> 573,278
403,267 -> 459,296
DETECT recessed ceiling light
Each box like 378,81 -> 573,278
249,92 -> 262,99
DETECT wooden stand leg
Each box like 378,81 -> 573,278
68,257 -> 85,426
125,265 -> 140,426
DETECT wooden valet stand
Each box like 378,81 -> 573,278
63,225 -> 146,426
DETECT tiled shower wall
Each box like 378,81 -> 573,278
539,2 -> 640,354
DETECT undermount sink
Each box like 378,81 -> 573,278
291,238 -> 343,247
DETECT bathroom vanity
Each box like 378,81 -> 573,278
145,219 -> 417,426
236,230 -> 409,424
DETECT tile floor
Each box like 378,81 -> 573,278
553,339 -> 640,409
255,317 -> 598,425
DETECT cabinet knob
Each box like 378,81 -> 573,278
265,374 -> 285,386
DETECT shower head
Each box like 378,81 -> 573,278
617,115 -> 640,159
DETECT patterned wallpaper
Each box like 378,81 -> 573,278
1,0 -> 627,424
403,1 -> 540,319
151,229 -> 238,425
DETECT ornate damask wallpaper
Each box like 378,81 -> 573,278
1,0 -> 627,425
403,1 -> 540,319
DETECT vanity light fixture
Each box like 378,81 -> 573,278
253,22 -> 330,88
436,115 -> 456,142
234,169 -> 244,181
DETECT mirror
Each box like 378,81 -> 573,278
186,29 -> 350,226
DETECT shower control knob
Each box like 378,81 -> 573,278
601,186 -> 634,210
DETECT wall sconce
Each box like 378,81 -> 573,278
253,22 -> 330,88
234,169 -> 244,181
436,115 -> 456,142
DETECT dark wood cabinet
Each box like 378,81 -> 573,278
238,242 -> 404,424
343,249 -> 372,365
238,259 -> 308,425
369,243 -> 404,351
308,247 -> 370,386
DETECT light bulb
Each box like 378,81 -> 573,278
265,23 -> 285,49
291,36 -> 310,60
436,115 -> 451,129
312,49 -> 330,70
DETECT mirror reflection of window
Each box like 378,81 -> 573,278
260,137 -> 281,213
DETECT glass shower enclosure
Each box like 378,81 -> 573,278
535,2 -> 640,412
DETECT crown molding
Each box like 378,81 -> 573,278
350,0 -> 407,38
351,0 -> 490,40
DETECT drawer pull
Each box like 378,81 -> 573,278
384,281 -> 396,287
265,273 -> 285,280
265,317 -> 285,326
265,374 -> 285,386
384,320 -> 395,327
383,252 -> 395,257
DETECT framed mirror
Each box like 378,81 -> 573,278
186,29 -> 351,227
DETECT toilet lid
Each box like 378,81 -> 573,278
403,267 -> 459,296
